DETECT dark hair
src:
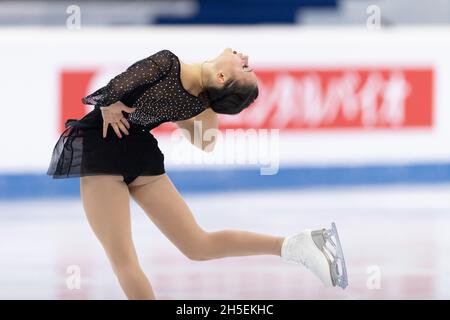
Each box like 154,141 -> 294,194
198,79 -> 259,115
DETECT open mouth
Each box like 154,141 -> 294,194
231,49 -> 250,68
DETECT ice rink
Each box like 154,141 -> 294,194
1,183 -> 449,300
2,0 -> 450,303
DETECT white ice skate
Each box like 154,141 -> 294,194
281,222 -> 348,289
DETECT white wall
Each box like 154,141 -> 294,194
0,26 -> 448,173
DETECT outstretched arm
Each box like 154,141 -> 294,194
175,107 -> 219,152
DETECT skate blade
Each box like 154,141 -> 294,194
326,222 -> 348,289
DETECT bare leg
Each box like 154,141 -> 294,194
128,174 -> 284,261
80,175 -> 155,299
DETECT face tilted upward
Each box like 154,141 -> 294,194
211,48 -> 257,87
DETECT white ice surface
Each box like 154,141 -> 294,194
1,184 -> 450,299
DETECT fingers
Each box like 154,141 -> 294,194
116,121 -> 129,136
103,121 -> 108,138
120,117 -> 130,129
103,112 -> 132,139
123,106 -> 136,113
111,123 -> 122,138
104,121 -> 129,139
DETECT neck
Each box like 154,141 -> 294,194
179,60 -> 207,97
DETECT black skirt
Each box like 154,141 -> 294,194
47,108 -> 165,180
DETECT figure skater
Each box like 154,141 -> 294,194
47,48 -> 348,299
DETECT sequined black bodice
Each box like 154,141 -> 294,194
81,49 -> 207,128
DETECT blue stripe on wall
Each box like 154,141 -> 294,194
1,163 -> 450,200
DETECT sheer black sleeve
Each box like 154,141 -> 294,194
81,49 -> 173,107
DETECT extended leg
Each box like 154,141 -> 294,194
80,175 -> 156,299
128,174 -> 285,261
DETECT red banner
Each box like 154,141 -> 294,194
60,67 -> 433,133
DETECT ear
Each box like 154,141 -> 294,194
217,71 -> 228,85
216,71 -> 227,85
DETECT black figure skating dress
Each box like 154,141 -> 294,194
47,49 -> 207,184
